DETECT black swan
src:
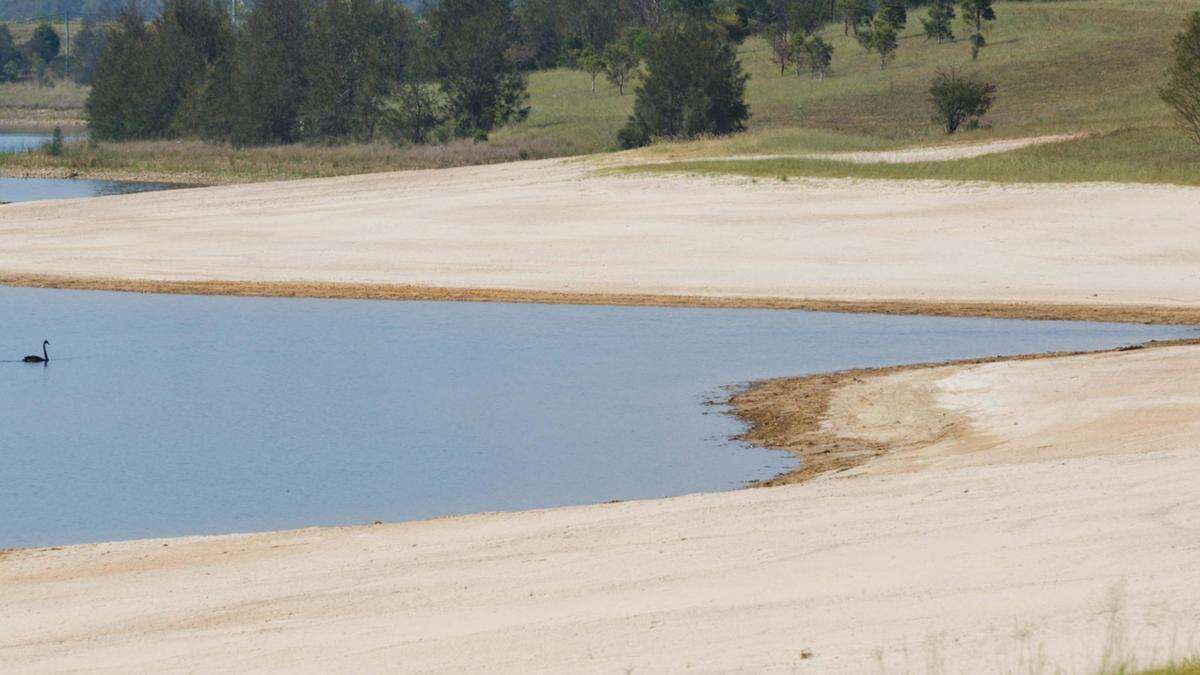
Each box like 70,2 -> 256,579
23,340 -> 49,363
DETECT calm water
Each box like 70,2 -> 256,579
0,132 -> 180,203
0,287 -> 1191,548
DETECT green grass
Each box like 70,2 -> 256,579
3,0 -> 1198,182
1124,659 -> 1200,675
626,127 -> 1200,186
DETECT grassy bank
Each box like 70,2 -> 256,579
2,0 -> 1196,183
627,127 -> 1200,187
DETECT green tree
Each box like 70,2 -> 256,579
858,13 -> 898,69
793,33 -> 833,80
70,19 -> 107,84
834,0 -> 870,37
299,0 -> 411,141
1160,11 -> 1200,146
86,8 -> 169,139
27,21 -> 60,63
430,0 -> 530,140
618,20 -> 749,148
921,0 -> 955,44
0,24 -> 27,81
229,0 -> 309,145
767,24 -> 793,76
960,0 -> 995,61
929,68 -> 995,134
880,0 -> 906,31
574,46 -> 605,92
603,42 -> 639,95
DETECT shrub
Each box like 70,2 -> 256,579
1161,11 -> 1200,146
929,69 -> 996,134
46,126 -> 64,156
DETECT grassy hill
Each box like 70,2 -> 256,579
3,0 -> 1199,183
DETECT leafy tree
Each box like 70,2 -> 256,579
618,20 -> 749,148
858,13 -> 898,69
70,19 -> 107,84
229,0 -> 309,145
299,0 -> 411,142
603,42 -> 639,95
929,68 -> 995,133
86,8 -> 167,139
793,33 -> 832,80
27,21 -> 60,63
767,24 -> 793,76
960,0 -> 995,61
430,0 -> 530,140
574,46 -> 605,92
46,125 -> 64,156
880,0 -> 906,31
1160,11 -> 1200,146
834,0 -> 870,37
0,24 -> 27,81
921,0 -> 955,44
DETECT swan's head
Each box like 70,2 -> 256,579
43,340 -> 49,346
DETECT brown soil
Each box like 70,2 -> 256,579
5,274 -> 1200,326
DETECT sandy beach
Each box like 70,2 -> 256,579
3,159 -> 1200,671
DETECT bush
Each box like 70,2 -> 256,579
929,69 -> 996,134
46,126 -> 63,156
618,20 -> 749,149
1161,11 -> 1200,146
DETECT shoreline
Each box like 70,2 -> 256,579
730,337 -> 1200,487
6,274 -> 1200,325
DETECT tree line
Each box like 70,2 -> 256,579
0,19 -> 106,84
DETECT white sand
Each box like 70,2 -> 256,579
2,157 -> 1199,309
4,345 -> 1200,673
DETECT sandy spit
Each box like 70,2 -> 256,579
4,344 -> 1200,673
2,157 -> 1200,316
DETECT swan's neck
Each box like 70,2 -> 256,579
42,344 -> 48,361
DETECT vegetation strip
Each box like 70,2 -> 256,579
6,274 -> 1200,326
730,337 -> 1200,487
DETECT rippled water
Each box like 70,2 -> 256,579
0,286 -> 1191,548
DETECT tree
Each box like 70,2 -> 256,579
430,0 -> 530,140
921,0 -> 955,44
617,20 -> 749,148
574,46 -> 605,92
70,19 -> 107,84
880,0 -> 906,31
229,0 -> 309,145
27,21 -> 60,64
299,0 -> 411,142
793,33 -> 833,80
603,42 -> 639,95
86,7 -> 167,139
834,0 -> 870,37
929,69 -> 995,134
960,0 -> 995,61
0,24 -> 27,82
1160,11 -> 1200,146
858,13 -> 898,69
767,24 -> 793,76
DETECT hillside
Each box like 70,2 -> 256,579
3,0 -> 1198,184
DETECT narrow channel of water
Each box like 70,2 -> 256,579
0,287 -> 1192,548
0,132 -> 181,203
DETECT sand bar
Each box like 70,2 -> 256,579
2,158 -> 1200,321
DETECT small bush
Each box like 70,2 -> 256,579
46,127 -> 64,157
929,69 -> 996,134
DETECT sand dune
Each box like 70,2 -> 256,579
4,344 -> 1199,673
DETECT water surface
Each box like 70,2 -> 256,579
0,287 -> 1191,548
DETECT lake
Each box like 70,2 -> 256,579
0,132 -> 181,203
0,286 -> 1191,548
